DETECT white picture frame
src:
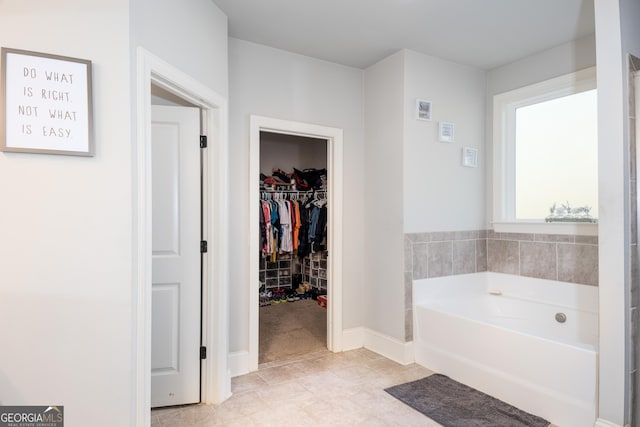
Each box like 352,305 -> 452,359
416,99 -> 432,121
1,47 -> 94,156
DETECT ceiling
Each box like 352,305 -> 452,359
212,0 -> 595,70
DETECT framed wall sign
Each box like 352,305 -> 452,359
415,99 -> 432,121
1,47 -> 93,156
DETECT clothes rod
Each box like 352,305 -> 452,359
260,189 -> 326,193
260,189 -> 327,200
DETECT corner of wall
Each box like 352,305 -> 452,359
362,47 -> 407,342
228,351 -> 250,378
342,327 -> 414,365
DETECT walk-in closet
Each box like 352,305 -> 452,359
258,131 -> 329,364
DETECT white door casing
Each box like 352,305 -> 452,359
248,115 -> 344,372
151,105 -> 201,407
136,48 -> 230,426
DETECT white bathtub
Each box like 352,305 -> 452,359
413,272 -> 598,427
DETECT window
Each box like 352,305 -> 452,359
492,67 -> 598,235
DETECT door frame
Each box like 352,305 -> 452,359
134,48 -> 230,426
249,115 -> 344,371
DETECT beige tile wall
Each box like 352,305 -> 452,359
486,231 -> 599,286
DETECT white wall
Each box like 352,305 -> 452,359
130,0 -> 228,97
0,1 -> 133,426
485,35 -> 597,227
487,34 -> 596,97
228,38 -> 365,352
403,50 -> 486,232
363,51 -> 406,340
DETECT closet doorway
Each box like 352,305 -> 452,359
249,116 -> 344,372
259,132 -> 328,364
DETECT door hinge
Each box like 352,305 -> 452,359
200,346 -> 207,360
200,135 -> 207,148
200,240 -> 208,253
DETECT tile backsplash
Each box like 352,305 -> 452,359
404,229 -> 598,286
486,230 -> 598,286
404,230 -> 488,280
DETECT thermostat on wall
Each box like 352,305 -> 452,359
462,147 -> 478,167
439,122 -> 455,143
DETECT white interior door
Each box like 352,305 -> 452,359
151,105 -> 201,408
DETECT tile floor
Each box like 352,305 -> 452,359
151,348 -> 443,426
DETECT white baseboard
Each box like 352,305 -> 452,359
342,327 -> 414,365
228,350 -> 249,378
342,327 -> 365,350
363,328 -> 414,365
594,419 -> 623,427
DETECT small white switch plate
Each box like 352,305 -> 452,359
439,122 -> 455,143
462,147 -> 478,167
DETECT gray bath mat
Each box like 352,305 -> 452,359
385,374 -> 549,427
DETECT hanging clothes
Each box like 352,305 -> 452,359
292,200 -> 301,251
269,200 -> 279,262
297,199 -> 310,258
259,190 -> 327,260
277,199 -> 293,253
260,201 -> 268,254
308,199 -> 327,253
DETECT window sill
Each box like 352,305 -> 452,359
492,221 -> 598,236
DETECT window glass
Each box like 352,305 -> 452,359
514,89 -> 598,221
